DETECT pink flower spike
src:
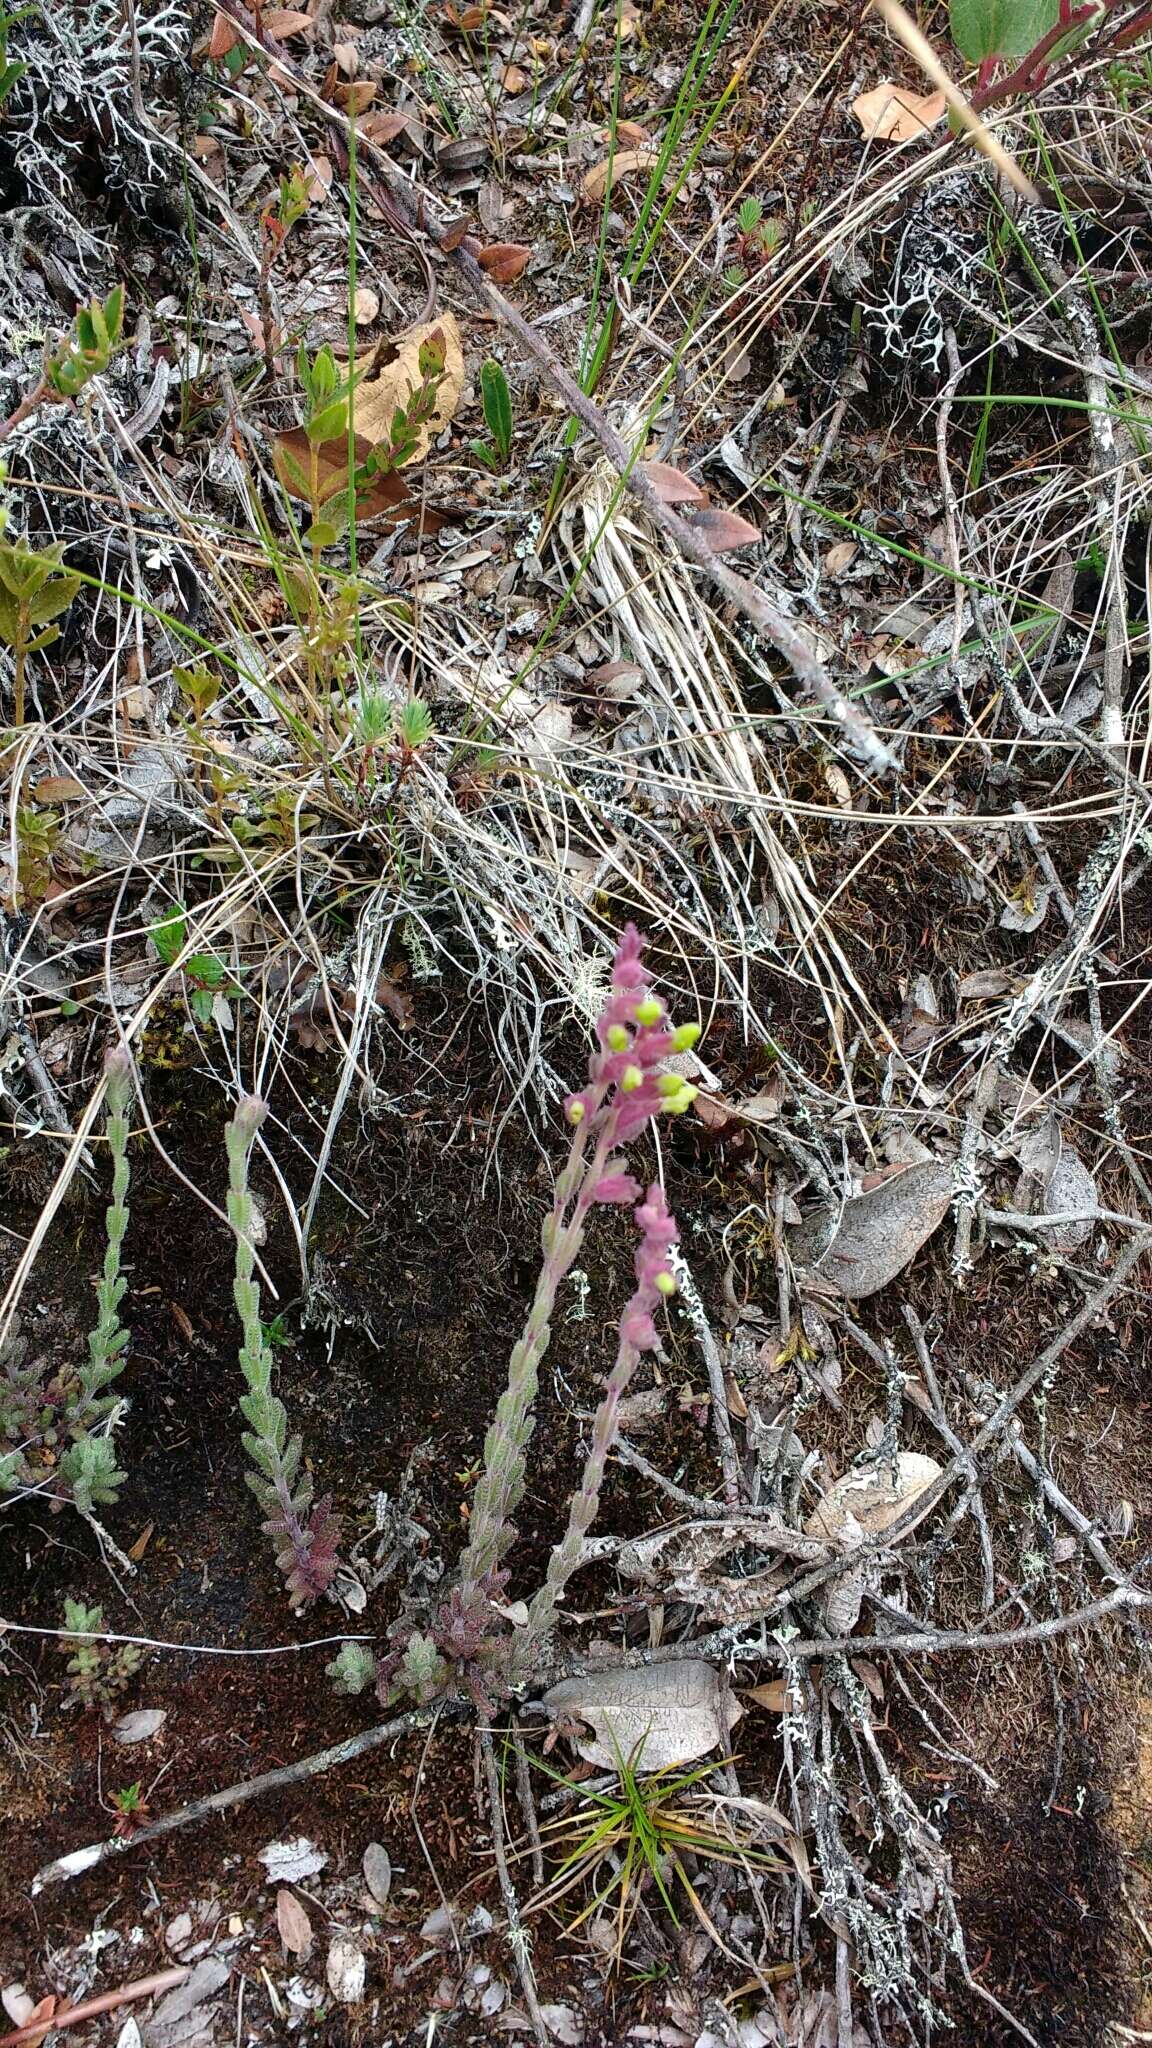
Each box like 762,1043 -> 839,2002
592,1172 -> 642,1205
611,923 -> 651,991
621,1306 -> 657,1350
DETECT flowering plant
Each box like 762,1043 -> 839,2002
375,926 -> 700,1703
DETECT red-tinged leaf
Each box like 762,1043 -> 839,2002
439,217 -> 474,252
272,427 -> 410,519
640,460 -> 706,508
444,0 -> 488,24
334,79 -> 377,113
32,776 -> 86,804
262,7 -> 315,36
477,241 -> 531,283
685,505 -> 760,552
277,430 -> 454,532
208,9 -> 239,56
9,1993 -> 57,2046
358,110 -> 412,146
375,964 -> 414,1030
240,307 -> 268,353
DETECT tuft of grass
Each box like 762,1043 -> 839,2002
526,1737 -> 788,1967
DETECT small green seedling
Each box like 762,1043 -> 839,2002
0,4 -> 33,108
0,514 -> 82,727
472,359 -> 514,471
530,1733 -> 788,1967
45,285 -> 125,400
724,196 -> 784,293
1,283 -> 127,443
60,1598 -> 145,1716
150,902 -> 241,1027
274,334 -> 451,545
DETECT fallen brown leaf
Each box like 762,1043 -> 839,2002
438,217 -> 474,252
261,7 -> 314,36
358,109 -> 414,147
685,505 -> 760,553
32,776 -> 86,804
333,79 -> 377,113
639,460 -> 707,507
581,146 -> 657,205
824,540 -> 857,575
851,83 -> 946,143
477,241 -> 532,283
208,10 -> 238,56
353,312 -> 464,464
276,1888 -> 313,1960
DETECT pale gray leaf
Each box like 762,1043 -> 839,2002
789,1160 -> 952,1298
1044,1145 -> 1099,1250
805,1453 -> 942,1544
999,883 -> 1051,933
145,1956 -> 230,2048
326,1935 -> 365,2003
113,1708 -> 167,1746
542,1659 -> 742,1773
541,2005 -> 586,2044
362,1841 -> 392,1906
257,1836 -> 327,1884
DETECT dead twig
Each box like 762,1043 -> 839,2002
478,1717 -> 549,2048
31,1706 -> 446,1893
671,1251 -> 743,1506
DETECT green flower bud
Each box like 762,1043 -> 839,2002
620,1065 -> 644,1092
634,997 -> 662,1026
671,1022 -> 700,1052
606,1024 -> 630,1052
655,1271 -> 676,1297
665,1083 -> 698,1114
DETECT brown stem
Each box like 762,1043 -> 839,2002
0,377 -> 51,447
971,0 -> 1141,106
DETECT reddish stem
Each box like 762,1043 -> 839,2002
0,377 -> 51,445
0,1969 -> 189,2047
972,0 -> 1134,108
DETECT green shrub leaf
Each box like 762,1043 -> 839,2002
949,0 -> 1059,61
